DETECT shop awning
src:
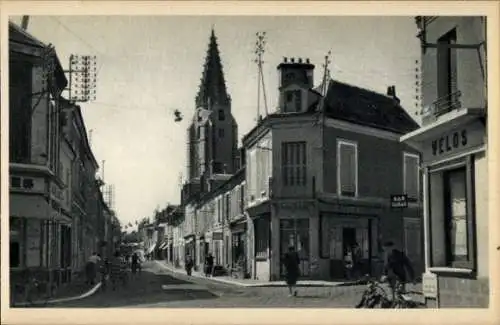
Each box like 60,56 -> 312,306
10,194 -> 71,223
400,108 -> 485,144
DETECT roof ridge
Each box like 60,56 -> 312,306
9,20 -> 46,47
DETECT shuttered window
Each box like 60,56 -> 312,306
403,153 -> 420,202
282,142 -> 307,186
337,140 -> 358,197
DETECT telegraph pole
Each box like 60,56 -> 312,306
254,32 -> 268,121
67,55 -> 98,103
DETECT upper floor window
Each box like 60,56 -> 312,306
337,139 -> 358,197
403,152 -> 420,202
282,141 -> 307,186
437,28 -> 458,113
284,90 -> 302,113
218,109 -> 225,121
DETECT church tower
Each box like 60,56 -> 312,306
186,29 -> 238,188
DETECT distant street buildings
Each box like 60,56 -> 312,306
152,27 -> 431,284
8,21 -> 121,289
402,16 -> 488,308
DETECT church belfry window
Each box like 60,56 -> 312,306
218,109 -> 225,121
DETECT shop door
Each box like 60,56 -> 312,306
279,219 -> 310,278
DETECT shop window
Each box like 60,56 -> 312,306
444,167 -> 468,264
403,152 -> 420,202
428,156 -> 475,270
282,141 -> 307,186
337,139 -> 358,197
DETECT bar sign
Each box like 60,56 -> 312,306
390,194 -> 408,208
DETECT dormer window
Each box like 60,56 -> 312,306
284,90 -> 302,113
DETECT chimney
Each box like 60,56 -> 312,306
387,85 -> 401,104
21,16 -> 30,30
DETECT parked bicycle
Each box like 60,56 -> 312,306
355,276 -> 424,309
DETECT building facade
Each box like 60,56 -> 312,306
8,21 -> 119,289
9,22 -> 71,284
401,16 -> 488,308
243,57 -> 423,281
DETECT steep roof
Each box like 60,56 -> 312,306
321,79 -> 420,134
9,21 -> 45,48
195,29 -> 230,109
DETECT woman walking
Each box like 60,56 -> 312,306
283,246 -> 300,297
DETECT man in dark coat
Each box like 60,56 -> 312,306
283,246 -> 300,297
381,241 -> 415,299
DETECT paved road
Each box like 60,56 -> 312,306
50,262 -> 368,308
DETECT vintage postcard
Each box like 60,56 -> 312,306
1,1 -> 499,325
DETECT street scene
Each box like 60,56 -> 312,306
6,13 -> 490,310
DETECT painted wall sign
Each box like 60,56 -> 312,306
423,121 -> 485,163
431,130 -> 468,157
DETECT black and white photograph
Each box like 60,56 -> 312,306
1,1 -> 498,322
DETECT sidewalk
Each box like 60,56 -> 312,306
154,260 -> 360,288
12,279 -> 102,307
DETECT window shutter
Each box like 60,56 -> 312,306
340,144 -> 356,196
404,155 -> 419,200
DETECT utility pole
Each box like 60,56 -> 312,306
254,32 -> 268,121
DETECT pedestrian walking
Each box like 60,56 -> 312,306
110,251 -> 127,291
185,254 -> 194,276
282,246 -> 300,297
100,258 -> 110,291
85,252 -> 101,285
204,253 -> 214,277
131,252 -> 141,276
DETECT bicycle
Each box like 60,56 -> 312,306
355,276 -> 424,309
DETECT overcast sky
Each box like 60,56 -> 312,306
9,15 -> 421,229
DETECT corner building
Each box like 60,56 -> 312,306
244,57 -> 424,281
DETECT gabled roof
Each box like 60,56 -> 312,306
321,79 -> 420,134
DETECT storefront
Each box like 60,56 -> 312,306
401,112 -> 488,308
230,220 -> 247,271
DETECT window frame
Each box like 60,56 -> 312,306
403,152 -> 420,202
427,155 -> 476,271
336,139 -> 359,198
281,141 -> 307,187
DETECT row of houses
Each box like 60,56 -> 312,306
8,21 -> 121,288
155,16 -> 489,308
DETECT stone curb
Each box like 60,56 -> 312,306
13,282 -> 102,307
155,261 -> 362,288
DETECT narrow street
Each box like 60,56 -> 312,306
50,261 -> 366,308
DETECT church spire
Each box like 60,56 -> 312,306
195,28 -> 230,109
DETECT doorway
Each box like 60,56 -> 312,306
342,227 -> 356,254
